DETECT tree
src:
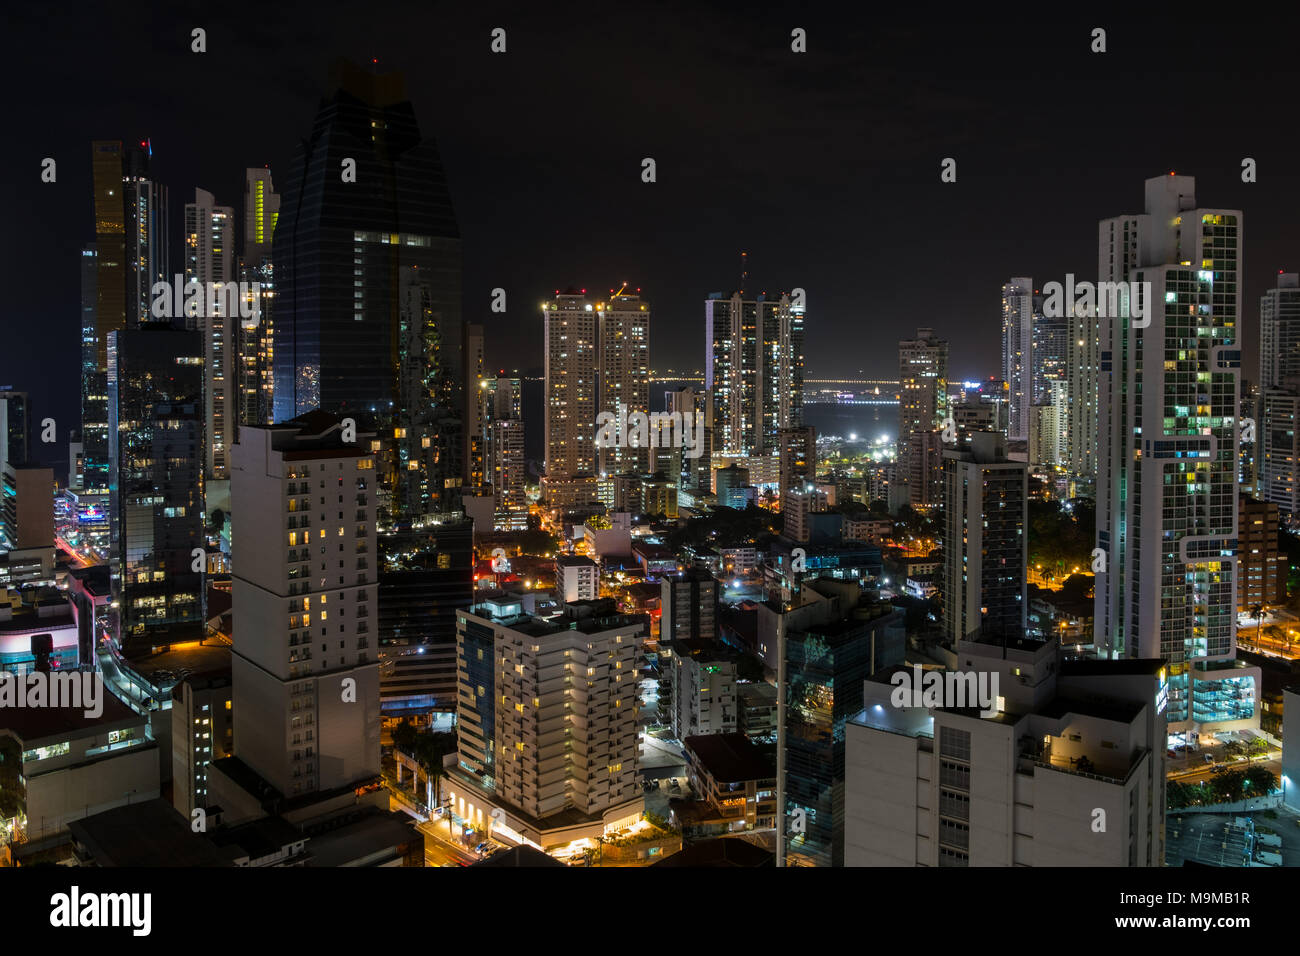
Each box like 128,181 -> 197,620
1244,768 -> 1278,798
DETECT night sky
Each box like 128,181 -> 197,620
5,4 -> 1298,471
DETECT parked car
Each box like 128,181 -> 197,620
474,841 -> 490,854
1204,753 -> 1215,764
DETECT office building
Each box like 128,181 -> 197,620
107,328 -> 206,659
942,431 -> 1028,642
779,598 -> 906,866
845,634 -> 1166,866
378,520 -> 474,715
229,413 -> 381,797
85,141 -> 170,555
237,167 -> 279,428
272,61 -> 463,519
898,328 -> 948,507
1096,174 -> 1259,736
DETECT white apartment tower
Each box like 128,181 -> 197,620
1096,174 -> 1258,736
185,188 -> 236,479
230,414 -> 381,797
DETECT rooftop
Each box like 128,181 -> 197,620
684,733 -> 776,782
68,798 -> 231,867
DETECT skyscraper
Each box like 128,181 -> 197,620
1065,302 -> 1099,479
1096,174 -> 1259,735
107,328 -> 206,659
705,291 -> 804,458
898,328 -> 948,507
85,141 -> 169,555
1001,278 -> 1033,442
185,188 -> 236,480
237,168 -> 279,429
273,60 -> 462,519
598,291 -> 651,476
941,431 -> 1028,641
230,414 -> 381,797
1260,272 -> 1300,389
1031,302 -> 1068,405
542,290 -> 599,481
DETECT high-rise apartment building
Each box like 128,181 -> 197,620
898,328 -> 948,508
1065,303 -> 1100,479
230,414 -> 381,797
1031,305 -> 1067,404
660,567 -> 719,643
1260,381 -> 1300,514
942,431 -> 1028,642
1001,278 -> 1034,442
185,188 -> 237,480
1096,174 -> 1259,735
846,635 -> 1166,867
107,328 -> 206,659
598,292 -> 651,476
1237,496 -> 1285,612
447,597 -> 644,851
705,291 -> 804,457
1260,272 -> 1300,389
668,639 -> 738,739
777,425 -> 817,502
542,290 -> 599,481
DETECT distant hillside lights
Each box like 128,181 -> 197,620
595,402 -> 706,458
1041,273 -> 1152,328
150,276 -> 263,329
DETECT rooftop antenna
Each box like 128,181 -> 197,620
740,251 -> 748,296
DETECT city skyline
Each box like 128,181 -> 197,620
8,10 -> 1300,469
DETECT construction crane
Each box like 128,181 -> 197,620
610,281 -> 629,302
